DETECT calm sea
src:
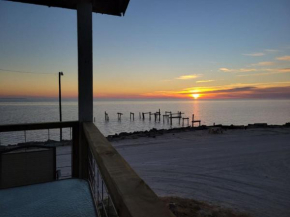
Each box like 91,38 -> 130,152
0,99 -> 289,145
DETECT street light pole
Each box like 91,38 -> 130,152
59,71 -> 64,141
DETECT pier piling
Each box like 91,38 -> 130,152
105,112 -> 109,121
182,118 -> 189,126
192,114 -> 201,127
163,114 -> 169,123
117,113 -> 123,121
130,112 -> 134,120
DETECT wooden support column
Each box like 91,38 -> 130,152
78,0 -> 93,123
77,0 -> 93,179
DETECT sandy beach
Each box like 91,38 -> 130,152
111,127 -> 290,217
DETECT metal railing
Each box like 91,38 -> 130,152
0,121 -> 79,180
88,146 -> 118,217
0,128 -> 72,146
0,121 -> 175,217
83,122 -> 175,217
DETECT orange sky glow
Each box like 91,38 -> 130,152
1,1 -> 290,100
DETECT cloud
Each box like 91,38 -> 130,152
276,56 -> 290,61
176,74 -> 201,80
142,82 -> 290,99
199,86 -> 256,94
251,62 -> 275,66
219,68 -> 257,73
237,73 -> 271,77
264,49 -> 279,52
237,68 -> 290,77
196,80 -> 215,83
274,68 -> 290,73
219,68 -> 231,72
243,53 -> 265,57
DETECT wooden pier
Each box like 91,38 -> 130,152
100,110 -> 201,128
105,112 -> 109,121
130,112 -> 134,120
182,117 -> 189,126
192,114 -> 201,127
149,109 -> 161,122
169,111 -> 184,125
142,112 -> 150,120
117,113 -> 123,121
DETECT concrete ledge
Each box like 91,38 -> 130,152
83,122 -> 175,217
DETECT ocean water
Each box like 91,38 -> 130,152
0,99 -> 289,145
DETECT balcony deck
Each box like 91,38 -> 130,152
0,121 -> 175,217
0,179 -> 97,217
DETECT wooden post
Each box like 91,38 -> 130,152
130,112 -> 134,120
117,113 -> 123,121
78,1 -> 93,123
105,112 -> 109,121
77,1 -> 93,180
192,114 -> 194,127
59,72 -> 63,141
72,123 -> 80,178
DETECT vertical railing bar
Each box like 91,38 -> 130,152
87,146 -> 119,217
102,201 -> 109,217
102,179 -> 104,203
107,193 -> 110,217
72,124 -> 79,178
97,167 -> 100,204
102,180 -> 104,217
93,155 -> 96,201
107,194 -> 118,215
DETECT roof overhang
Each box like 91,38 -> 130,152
7,0 -> 130,16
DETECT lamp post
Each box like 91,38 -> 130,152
59,71 -> 64,141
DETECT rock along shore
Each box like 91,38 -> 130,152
106,122 -> 290,141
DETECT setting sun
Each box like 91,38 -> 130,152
192,94 -> 200,99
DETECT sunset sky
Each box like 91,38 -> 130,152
0,0 -> 290,99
